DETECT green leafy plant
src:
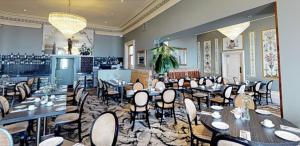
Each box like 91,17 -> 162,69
151,43 -> 179,74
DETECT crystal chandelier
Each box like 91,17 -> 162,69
48,0 -> 87,38
217,21 -> 250,40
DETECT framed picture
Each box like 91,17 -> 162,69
137,49 -> 147,67
203,41 -> 212,73
262,29 -> 278,79
223,35 -> 243,51
173,48 -> 187,65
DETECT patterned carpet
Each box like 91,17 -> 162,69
57,90 -> 281,146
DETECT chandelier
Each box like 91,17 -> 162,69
217,21 -> 250,40
48,0 -> 87,38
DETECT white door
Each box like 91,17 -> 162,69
222,51 -> 244,83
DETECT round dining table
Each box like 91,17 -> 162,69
200,107 -> 300,146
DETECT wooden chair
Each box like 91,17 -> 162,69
0,128 -> 14,146
54,92 -> 88,142
190,80 -> 208,109
102,82 -> 119,105
6,81 -> 26,105
155,81 -> 166,92
211,134 -> 250,146
133,82 -> 144,91
66,88 -> 84,113
234,94 -> 256,110
252,82 -> 262,105
17,86 -> 27,102
90,111 -> 119,146
184,98 -> 212,145
26,78 -> 35,89
198,77 -> 205,86
23,84 -> 32,97
0,96 -> 29,146
216,76 -> 223,84
259,80 -> 273,105
96,78 -> 104,98
205,79 -> 213,86
130,91 -> 150,131
210,86 -> 233,106
67,80 -> 81,104
155,89 -> 177,125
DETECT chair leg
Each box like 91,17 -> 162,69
173,108 -> 177,124
270,93 -> 273,103
146,111 -> 151,129
266,93 -> 269,105
160,108 -> 164,125
131,112 -> 136,131
78,121 -> 82,142
197,98 -> 201,110
190,136 -> 194,146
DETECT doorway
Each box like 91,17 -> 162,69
55,58 -> 74,85
222,51 -> 245,83
124,40 -> 135,69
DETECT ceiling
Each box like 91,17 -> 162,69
0,0 -> 154,28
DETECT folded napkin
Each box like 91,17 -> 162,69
54,103 -> 66,107
200,111 -> 212,116
240,130 -> 251,141
280,125 -> 300,133
10,109 -> 28,113
231,108 -> 243,115
21,101 -> 35,104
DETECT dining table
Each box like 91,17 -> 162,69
200,106 -> 300,145
0,92 -> 67,145
192,84 -> 226,106
105,79 -> 132,104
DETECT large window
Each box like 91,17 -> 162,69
128,45 -> 134,69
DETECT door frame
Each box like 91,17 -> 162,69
124,40 -> 135,69
221,50 -> 245,82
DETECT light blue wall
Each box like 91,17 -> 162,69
197,16 -> 279,91
93,35 -> 123,57
123,0 -> 274,67
0,25 -> 43,54
277,0 -> 300,127
168,35 -> 198,68
0,25 -> 123,57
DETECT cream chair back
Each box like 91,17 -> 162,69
134,91 -> 149,107
190,80 -> 198,88
184,98 -> 197,121
0,128 -> 13,146
90,112 -> 118,146
234,94 -> 255,110
0,96 -> 10,115
205,79 -> 213,86
178,79 -> 184,87
162,89 -> 176,103
133,82 -> 144,91
155,81 -> 165,91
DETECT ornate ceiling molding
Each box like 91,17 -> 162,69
0,0 -> 181,36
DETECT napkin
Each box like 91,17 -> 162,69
240,130 -> 251,141
21,101 -> 35,104
54,103 -> 66,107
200,111 -> 212,115
10,109 -> 28,113
280,125 -> 300,133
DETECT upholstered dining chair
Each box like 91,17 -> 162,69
17,86 -> 27,102
151,79 -> 159,88
54,92 -> 89,142
0,128 -> 14,146
90,111 -> 119,146
210,86 -> 233,106
175,78 -> 186,97
211,134 -> 250,146
102,81 -> 119,105
190,80 -> 208,110
253,81 -> 262,105
23,83 -> 32,97
155,81 -> 166,92
184,98 -> 212,145
155,89 -> 177,125
97,78 -> 104,98
67,80 -> 81,103
198,77 -> 205,86
234,94 -> 256,110
26,78 -> 35,89
130,90 -> 150,131
6,81 -> 26,106
133,82 -> 144,91
205,79 -> 213,86
0,96 -> 29,146
259,80 -> 273,105
66,88 -> 84,113
216,76 -> 223,84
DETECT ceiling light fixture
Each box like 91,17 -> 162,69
48,0 -> 87,38
217,21 -> 250,40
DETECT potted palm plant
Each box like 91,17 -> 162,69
151,43 -> 179,78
